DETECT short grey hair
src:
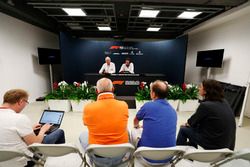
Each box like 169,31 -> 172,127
105,56 -> 111,61
96,78 -> 113,93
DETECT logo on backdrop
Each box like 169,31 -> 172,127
105,45 -> 143,56
112,80 -> 140,86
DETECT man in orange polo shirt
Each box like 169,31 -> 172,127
79,78 -> 129,166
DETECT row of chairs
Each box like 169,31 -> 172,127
0,143 -> 250,167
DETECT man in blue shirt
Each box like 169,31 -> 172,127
132,80 -> 177,163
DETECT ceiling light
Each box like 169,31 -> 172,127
147,27 -> 161,32
98,26 -> 111,31
62,8 -> 86,16
139,10 -> 160,18
177,11 -> 202,19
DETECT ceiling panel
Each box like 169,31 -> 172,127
0,0 -> 248,39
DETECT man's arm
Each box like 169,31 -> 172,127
187,103 -> 207,127
99,64 -> 105,74
119,64 -> 124,73
134,103 -> 147,128
110,63 -> 116,73
23,124 -> 51,145
133,117 -> 140,128
83,105 -> 89,126
130,63 -> 134,74
180,122 -> 190,127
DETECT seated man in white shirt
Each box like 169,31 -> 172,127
0,89 -> 65,167
119,58 -> 134,74
99,56 -> 116,74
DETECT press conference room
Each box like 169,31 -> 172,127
0,0 -> 250,167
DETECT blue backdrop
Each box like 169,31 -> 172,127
60,32 -> 187,84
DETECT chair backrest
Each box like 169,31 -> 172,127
183,148 -> 233,163
212,148 -> 250,166
85,143 -> 135,158
0,149 -> 26,162
134,146 -> 186,161
28,143 -> 85,167
28,143 -> 80,157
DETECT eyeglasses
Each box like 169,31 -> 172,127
23,99 -> 29,104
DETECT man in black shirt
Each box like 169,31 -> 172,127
176,80 -> 236,150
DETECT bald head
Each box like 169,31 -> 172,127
96,78 -> 113,93
150,80 -> 168,99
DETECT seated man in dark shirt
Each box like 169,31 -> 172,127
176,79 -> 236,150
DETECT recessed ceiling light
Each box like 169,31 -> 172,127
177,11 -> 202,19
62,8 -> 86,16
98,26 -> 111,31
147,27 -> 161,32
139,10 -> 160,18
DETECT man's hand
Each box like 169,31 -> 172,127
40,123 -> 52,134
23,123 -> 52,145
134,117 -> 142,129
32,123 -> 42,130
180,122 -> 190,127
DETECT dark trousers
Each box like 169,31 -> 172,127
42,129 -> 65,144
176,126 -> 201,148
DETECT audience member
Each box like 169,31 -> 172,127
176,79 -> 236,150
99,56 -> 116,74
132,80 -> 177,163
79,78 -> 129,166
119,57 -> 134,74
0,89 -> 65,167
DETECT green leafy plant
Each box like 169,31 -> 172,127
45,81 -> 97,101
167,84 -> 199,102
179,83 -> 199,102
184,84 -> 199,100
167,85 -> 183,100
45,81 -> 71,100
135,82 -> 151,101
69,81 -> 97,101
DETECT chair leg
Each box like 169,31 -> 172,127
210,157 -> 232,167
82,153 -> 91,167
129,159 -> 134,167
77,151 -> 85,167
32,159 -> 45,166
25,154 -> 45,166
170,155 -> 182,167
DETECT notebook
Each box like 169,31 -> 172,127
34,109 -> 64,135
